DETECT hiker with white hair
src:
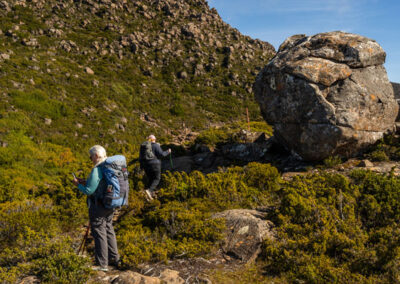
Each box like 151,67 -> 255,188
72,145 -> 120,272
139,135 -> 171,200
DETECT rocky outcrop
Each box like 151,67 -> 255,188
94,269 -> 184,284
162,132 -> 272,173
254,31 -> 398,161
213,209 -> 275,263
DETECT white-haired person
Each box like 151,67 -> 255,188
72,145 -> 119,272
139,135 -> 171,200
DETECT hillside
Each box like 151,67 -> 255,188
0,0 -> 274,155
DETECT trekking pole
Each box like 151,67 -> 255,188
169,153 -> 173,169
246,107 -> 250,132
77,221 -> 90,255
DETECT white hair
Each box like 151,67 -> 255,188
148,134 -> 156,141
89,145 -> 107,163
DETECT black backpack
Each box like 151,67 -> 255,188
139,141 -> 155,162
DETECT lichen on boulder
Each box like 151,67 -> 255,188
254,31 -> 398,161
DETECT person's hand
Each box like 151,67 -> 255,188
73,178 -> 86,186
168,148 -> 172,154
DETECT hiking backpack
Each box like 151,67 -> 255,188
97,155 -> 129,209
139,141 -> 155,161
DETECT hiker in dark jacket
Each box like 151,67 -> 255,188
140,135 -> 171,200
72,145 -> 119,272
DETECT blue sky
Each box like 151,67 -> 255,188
208,0 -> 400,83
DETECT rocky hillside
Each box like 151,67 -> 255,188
0,0 -> 274,155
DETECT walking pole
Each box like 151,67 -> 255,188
77,221 -> 90,255
246,107 -> 250,131
169,152 -> 173,169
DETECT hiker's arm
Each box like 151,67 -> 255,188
153,143 -> 170,158
77,167 -> 102,195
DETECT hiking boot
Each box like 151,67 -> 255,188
91,265 -> 109,272
145,189 -> 153,201
109,259 -> 122,269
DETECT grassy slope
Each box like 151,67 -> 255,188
0,0 -> 274,157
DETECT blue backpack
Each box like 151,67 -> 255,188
97,155 -> 129,209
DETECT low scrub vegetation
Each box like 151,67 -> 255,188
2,142 -> 400,283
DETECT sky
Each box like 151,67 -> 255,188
208,0 -> 400,83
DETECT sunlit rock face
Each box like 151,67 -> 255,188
254,31 -> 398,161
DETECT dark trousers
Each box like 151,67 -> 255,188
89,201 -> 119,267
143,162 -> 161,192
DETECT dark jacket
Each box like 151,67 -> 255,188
142,142 -> 169,166
150,142 -> 169,163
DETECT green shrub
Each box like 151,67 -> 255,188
0,199 -> 59,245
117,163 -> 281,268
117,200 -> 225,267
193,121 -> 273,148
194,128 -> 230,147
322,155 -> 342,168
158,163 -> 280,209
365,135 -> 400,161
169,103 -> 185,116
368,149 -> 390,162
242,121 -> 273,136
0,225 -> 90,283
35,252 -> 91,284
10,90 -> 71,120
261,170 -> 400,283
350,169 -> 400,228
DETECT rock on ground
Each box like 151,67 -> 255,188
254,31 -> 398,161
18,276 -> 40,284
159,269 -> 185,284
213,209 -> 275,263
111,271 -> 161,284
93,268 -> 185,284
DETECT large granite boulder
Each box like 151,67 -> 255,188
254,31 -> 398,161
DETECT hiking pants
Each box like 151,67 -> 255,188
144,162 -> 161,192
89,201 -> 119,267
